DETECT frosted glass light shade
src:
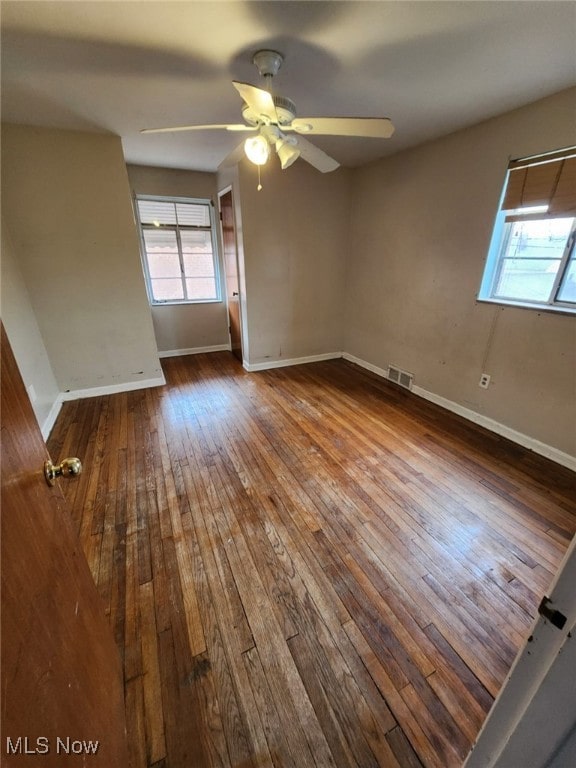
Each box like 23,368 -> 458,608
276,138 -> 300,169
244,135 -> 270,165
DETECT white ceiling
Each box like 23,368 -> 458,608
2,1 -> 575,173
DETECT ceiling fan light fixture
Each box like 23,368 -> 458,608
275,137 -> 301,169
244,134 -> 270,165
141,49 -> 393,177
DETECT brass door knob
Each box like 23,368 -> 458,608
44,457 -> 82,487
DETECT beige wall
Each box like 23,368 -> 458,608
2,90 -> 574,460
1,219 -> 60,435
127,163 -> 217,200
236,157 -> 351,366
345,88 -> 576,457
126,164 -> 229,353
1,125 -> 163,393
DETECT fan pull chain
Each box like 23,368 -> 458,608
257,165 -> 262,191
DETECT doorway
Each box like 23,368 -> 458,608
219,188 -> 243,363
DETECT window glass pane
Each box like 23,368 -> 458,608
493,217 -> 573,302
138,200 -> 176,225
143,230 -> 180,278
151,279 -> 184,302
183,253 -> 215,278
143,229 -> 178,252
176,203 -> 210,227
494,259 -> 560,302
556,257 -> 576,303
180,230 -> 212,252
147,252 -> 181,278
503,218 -> 572,260
186,278 -> 217,300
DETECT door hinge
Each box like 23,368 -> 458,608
538,596 -> 567,630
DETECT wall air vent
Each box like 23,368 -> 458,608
387,365 -> 414,390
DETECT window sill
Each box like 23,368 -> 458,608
476,297 -> 576,317
151,299 -> 222,307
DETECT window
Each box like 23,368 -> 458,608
135,196 -> 221,304
479,147 -> 576,313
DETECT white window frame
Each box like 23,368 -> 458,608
135,194 -> 222,306
478,151 -> 576,316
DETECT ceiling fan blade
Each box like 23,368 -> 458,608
140,123 -> 257,134
290,117 -> 395,139
232,81 -> 278,122
294,136 -> 340,173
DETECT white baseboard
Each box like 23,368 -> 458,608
342,353 -> 388,380
413,385 -> 576,472
244,351 -> 343,373
41,395 -> 64,440
343,353 -> 576,472
60,375 -> 166,402
158,344 -> 230,358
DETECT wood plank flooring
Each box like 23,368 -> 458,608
47,353 -> 576,768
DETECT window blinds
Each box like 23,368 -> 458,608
137,199 -> 211,227
502,147 -> 576,221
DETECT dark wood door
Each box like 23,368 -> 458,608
220,189 -> 243,362
1,324 -> 129,766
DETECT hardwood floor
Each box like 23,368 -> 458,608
47,353 -> 576,768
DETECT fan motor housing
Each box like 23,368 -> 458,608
252,50 -> 284,78
242,94 -> 297,127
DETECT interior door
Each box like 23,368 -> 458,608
1,324 -> 129,766
219,188 -> 243,362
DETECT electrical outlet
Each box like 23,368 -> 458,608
479,373 -> 491,389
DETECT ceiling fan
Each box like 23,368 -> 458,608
141,50 -> 394,177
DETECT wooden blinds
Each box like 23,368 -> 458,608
502,147 -> 576,220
